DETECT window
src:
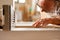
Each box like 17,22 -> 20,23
12,0 -> 41,28
19,0 -> 25,3
11,0 -> 60,31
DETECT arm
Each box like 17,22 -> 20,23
51,18 -> 60,25
33,18 -> 60,28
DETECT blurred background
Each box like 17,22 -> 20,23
0,0 -> 60,31
15,0 -> 41,22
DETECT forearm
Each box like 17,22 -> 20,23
51,18 -> 60,25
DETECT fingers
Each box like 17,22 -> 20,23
33,19 -> 42,28
33,19 -> 45,28
33,18 -> 49,28
33,20 -> 41,28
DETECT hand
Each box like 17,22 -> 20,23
33,18 -> 53,28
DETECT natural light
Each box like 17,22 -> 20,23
14,0 -> 25,3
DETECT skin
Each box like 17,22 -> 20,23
0,17 -> 2,21
33,0 -> 60,28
